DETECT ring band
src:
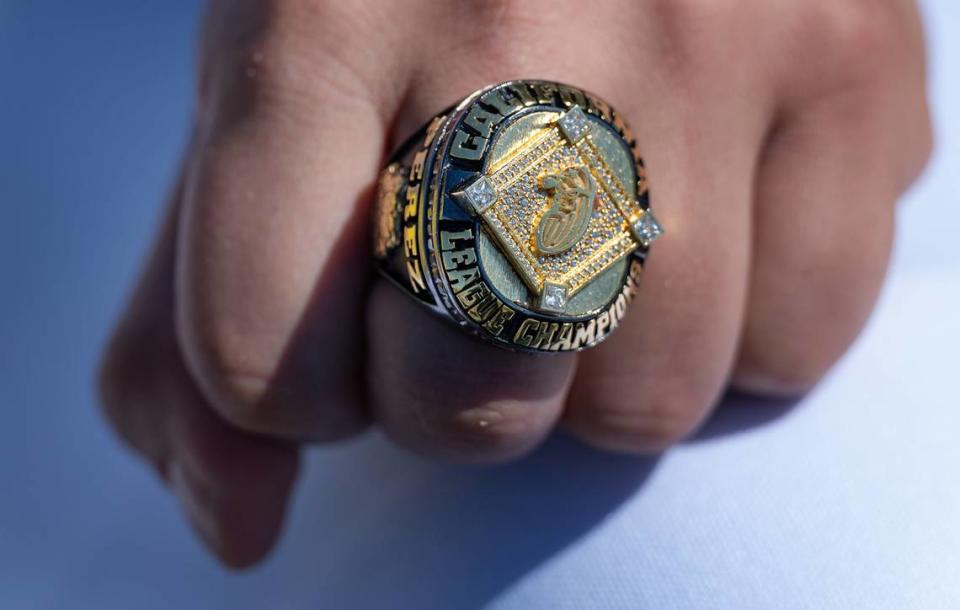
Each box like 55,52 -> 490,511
373,80 -> 662,353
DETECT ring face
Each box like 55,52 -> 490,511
374,81 -> 662,353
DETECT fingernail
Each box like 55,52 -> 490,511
169,461 -> 221,557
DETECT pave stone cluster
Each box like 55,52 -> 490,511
457,106 -> 663,313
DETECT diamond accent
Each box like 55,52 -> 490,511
540,282 -> 568,313
460,176 -> 498,214
630,210 -> 664,247
557,105 -> 590,143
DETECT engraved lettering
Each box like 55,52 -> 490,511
469,292 -> 503,323
403,225 -> 418,257
558,86 -> 588,110
442,248 -> 477,271
447,266 -> 480,292
572,320 -> 597,349
506,83 -> 536,106
480,89 -> 523,116
514,318 -> 539,347
531,82 -> 558,104
607,302 -> 620,332
450,129 -> 486,161
440,229 -> 473,250
550,323 -> 573,351
410,149 -> 427,182
614,293 -> 627,319
483,305 -> 515,337
406,260 -> 426,292
532,322 -> 560,349
596,311 -> 611,337
441,229 -> 483,294
464,104 -> 501,139
404,185 -> 419,219
456,281 -> 489,308
546,322 -> 561,346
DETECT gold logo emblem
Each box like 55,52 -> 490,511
534,166 -> 597,255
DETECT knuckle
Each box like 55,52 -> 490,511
420,401 -> 551,463
200,0 -> 391,126
572,388 -> 706,453
432,8 -> 536,78
177,321 -> 277,434
181,320 -> 366,440
734,354 -> 829,398
202,368 -> 274,434
650,0 -> 741,28
806,0 -> 906,79
646,0 -> 756,85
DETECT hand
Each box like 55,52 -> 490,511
99,0 -> 931,568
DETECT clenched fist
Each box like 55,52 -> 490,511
100,0 -> 931,567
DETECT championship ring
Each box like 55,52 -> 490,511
373,80 -> 663,353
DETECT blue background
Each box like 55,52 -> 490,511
1,2 -> 958,609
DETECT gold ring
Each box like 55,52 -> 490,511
373,80 -> 662,353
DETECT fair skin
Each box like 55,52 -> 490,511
99,0 -> 931,568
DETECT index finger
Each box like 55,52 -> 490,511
177,0 -> 410,439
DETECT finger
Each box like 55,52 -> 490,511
733,2 -> 933,394
177,1 -> 413,439
366,2 -> 658,461
99,173 -> 298,569
368,283 -> 575,463
166,383 -> 298,570
563,116 -> 761,453
562,4 -> 774,453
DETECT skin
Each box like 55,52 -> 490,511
99,0 -> 932,568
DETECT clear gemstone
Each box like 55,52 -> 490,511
558,105 -> 590,143
461,176 -> 498,214
540,282 -> 568,313
631,210 -> 664,247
